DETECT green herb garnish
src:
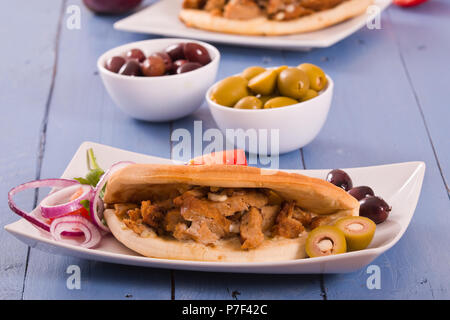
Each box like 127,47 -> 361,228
80,199 -> 91,216
75,148 -> 105,187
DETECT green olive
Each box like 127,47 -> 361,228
301,89 -> 318,102
298,63 -> 328,91
248,69 -> 278,96
234,96 -> 263,109
306,226 -> 347,258
334,216 -> 376,251
257,95 -> 276,105
241,66 -> 266,80
264,96 -> 298,109
210,76 -> 249,107
273,65 -> 288,74
277,67 -> 310,99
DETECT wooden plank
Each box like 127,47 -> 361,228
170,45 -> 322,299
282,11 -> 450,299
174,271 -> 322,300
0,0 -> 64,300
388,1 -> 450,193
22,0 -> 172,300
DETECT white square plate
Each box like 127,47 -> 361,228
114,0 -> 391,50
5,141 -> 425,274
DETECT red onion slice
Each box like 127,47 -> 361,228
9,162 -> 135,245
90,161 -> 134,232
50,215 -> 101,248
8,179 -> 82,235
40,184 -> 94,219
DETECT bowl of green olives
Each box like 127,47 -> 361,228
206,63 -> 333,154
98,38 -> 220,122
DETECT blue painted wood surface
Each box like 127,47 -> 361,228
1,0 -> 448,299
0,0 -> 64,299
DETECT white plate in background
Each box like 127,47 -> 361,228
114,0 -> 391,50
5,141 -> 424,274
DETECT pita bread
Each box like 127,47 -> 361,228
104,164 -> 359,262
179,0 -> 373,36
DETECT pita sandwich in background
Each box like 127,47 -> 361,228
179,0 -> 373,36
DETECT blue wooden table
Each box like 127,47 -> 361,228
1,0 -> 449,300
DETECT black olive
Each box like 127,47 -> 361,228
326,169 -> 353,191
105,56 -> 125,73
118,60 -> 141,76
359,196 -> 391,224
348,186 -> 375,201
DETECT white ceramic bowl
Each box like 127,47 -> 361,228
98,38 -> 220,122
206,75 -> 333,154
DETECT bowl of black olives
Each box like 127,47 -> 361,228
97,38 -> 220,122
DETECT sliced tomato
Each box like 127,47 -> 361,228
394,0 -> 428,7
66,207 -> 91,220
188,149 -> 248,166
